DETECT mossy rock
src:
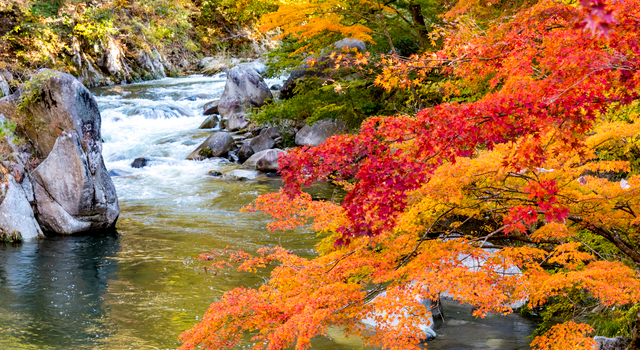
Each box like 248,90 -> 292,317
0,230 -> 23,244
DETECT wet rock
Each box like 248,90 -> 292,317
248,133 -> 275,153
131,158 -> 148,168
260,126 -> 281,139
237,144 -> 255,163
226,114 -> 249,131
221,169 -> 261,181
187,132 -> 236,160
595,336 -> 630,350
203,100 -> 219,115
108,169 -> 133,177
245,149 -> 284,172
207,170 -> 222,177
334,38 -> 367,52
180,94 -> 216,102
198,115 -> 219,129
0,71 -> 119,234
218,63 -> 272,120
270,84 -> 282,91
0,179 -> 43,241
219,118 -> 227,130
227,149 -> 239,163
295,119 -> 345,147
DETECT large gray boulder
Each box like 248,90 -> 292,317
295,119 -> 345,147
218,63 -> 272,120
595,336 -> 630,350
245,149 -> 284,172
248,133 -> 275,153
0,71 -> 119,234
237,144 -> 255,163
187,132 -> 236,160
31,131 -> 119,234
0,179 -> 43,241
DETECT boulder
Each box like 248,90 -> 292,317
248,133 -> 275,153
0,179 -> 43,241
260,126 -> 281,139
207,170 -> 222,177
198,115 -> 219,129
334,38 -> 367,52
203,100 -> 219,115
245,149 -> 284,172
237,144 -> 255,163
131,158 -> 147,168
187,132 -> 236,160
270,84 -> 282,91
595,336 -> 630,350
217,63 -> 272,120
226,114 -> 249,131
221,169 -> 261,181
295,119 -> 345,147
31,132 -> 119,234
0,71 -> 119,234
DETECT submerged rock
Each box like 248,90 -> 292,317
108,169 -> 133,177
187,132 -> 236,160
131,158 -> 148,168
221,169 -> 261,181
295,119 -> 345,147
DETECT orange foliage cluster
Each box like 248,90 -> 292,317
180,0 -> 640,349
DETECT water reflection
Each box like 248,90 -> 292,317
0,233 -> 119,349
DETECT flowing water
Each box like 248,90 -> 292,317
0,75 -> 537,349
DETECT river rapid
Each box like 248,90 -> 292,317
0,75 -> 536,350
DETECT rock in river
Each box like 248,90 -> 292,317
187,132 -> 236,160
244,149 -> 284,172
218,63 -> 272,120
0,70 -> 119,234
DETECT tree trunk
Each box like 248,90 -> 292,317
409,2 -> 430,50
628,310 -> 640,350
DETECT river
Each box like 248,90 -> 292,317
0,75 -> 537,349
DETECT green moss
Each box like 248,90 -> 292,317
199,147 -> 213,158
0,230 -> 23,244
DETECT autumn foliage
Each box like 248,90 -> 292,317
179,0 -> 640,349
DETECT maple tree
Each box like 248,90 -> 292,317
179,0 -> 640,349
